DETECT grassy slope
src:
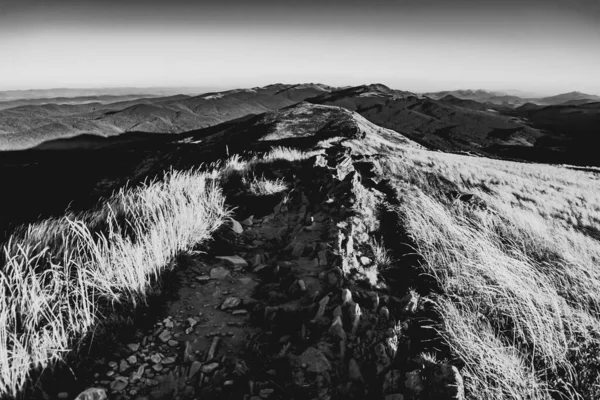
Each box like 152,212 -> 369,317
0,146 -> 310,398
383,148 -> 600,399
0,170 -> 229,397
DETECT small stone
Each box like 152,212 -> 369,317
427,364 -> 465,400
313,295 -> 330,320
350,303 -> 362,335
384,395 -> 404,400
341,289 -> 353,305
119,360 -> 129,373
230,219 -> 243,234
241,216 -> 254,226
297,279 -> 307,292
210,266 -> 230,280
106,371 -> 115,378
349,358 -> 363,382
201,362 -> 220,374
161,356 -> 175,365
164,319 -> 174,329
74,388 -> 107,400
291,242 -> 305,258
383,369 -> 402,394
187,317 -> 197,328
375,343 -> 391,374
195,275 -> 210,283
108,361 -> 118,369
58,392 -> 69,399
366,291 -> 379,311
298,347 -> 331,373
259,388 -> 275,398
232,309 -> 248,316
333,305 -> 343,318
318,251 -> 328,266
126,355 -> 137,364
110,378 -> 128,392
168,340 -> 178,347
405,370 -> 424,395
253,264 -> 269,273
149,354 -> 161,364
379,306 -> 390,321
221,297 -> 242,310
183,386 -> 195,396
158,330 -> 172,343
152,363 -> 163,372
216,256 -> 248,268
131,365 -> 145,381
126,343 -> 140,352
359,256 -> 371,266
189,361 -> 202,379
329,316 -> 346,341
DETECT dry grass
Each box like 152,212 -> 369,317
246,175 -> 288,196
0,169 -> 228,397
382,148 -> 600,399
210,146 -> 311,184
0,145 -> 307,398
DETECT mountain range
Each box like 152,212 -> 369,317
0,83 -> 599,167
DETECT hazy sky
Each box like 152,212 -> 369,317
1,0 -> 599,94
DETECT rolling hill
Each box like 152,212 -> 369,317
0,84 -> 333,150
308,84 -> 600,166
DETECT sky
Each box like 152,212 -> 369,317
0,0 -> 599,95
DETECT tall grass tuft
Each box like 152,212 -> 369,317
0,169 -> 228,397
384,149 -> 600,399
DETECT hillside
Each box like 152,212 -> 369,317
0,90 -> 600,400
424,89 -> 600,106
0,84 -> 333,150
309,85 -> 600,166
1,103 -> 600,400
423,89 -> 525,106
308,85 -> 545,154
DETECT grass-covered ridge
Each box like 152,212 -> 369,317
0,169 -> 229,397
384,149 -> 600,399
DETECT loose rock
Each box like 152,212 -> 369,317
202,362 -> 220,374
74,388 -> 107,400
221,296 -> 242,310
210,266 -> 230,280
298,347 -> 331,373
216,256 -> 248,268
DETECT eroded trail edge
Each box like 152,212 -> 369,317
84,144 -> 465,400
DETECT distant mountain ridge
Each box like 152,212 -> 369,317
2,82 -> 599,167
0,83 -> 334,150
424,89 -> 600,106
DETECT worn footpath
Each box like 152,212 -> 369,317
75,143 -> 464,400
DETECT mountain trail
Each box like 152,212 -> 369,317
58,143 -> 464,400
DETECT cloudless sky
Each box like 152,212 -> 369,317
0,0 -> 599,94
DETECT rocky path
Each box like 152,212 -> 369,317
76,143 -> 464,400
